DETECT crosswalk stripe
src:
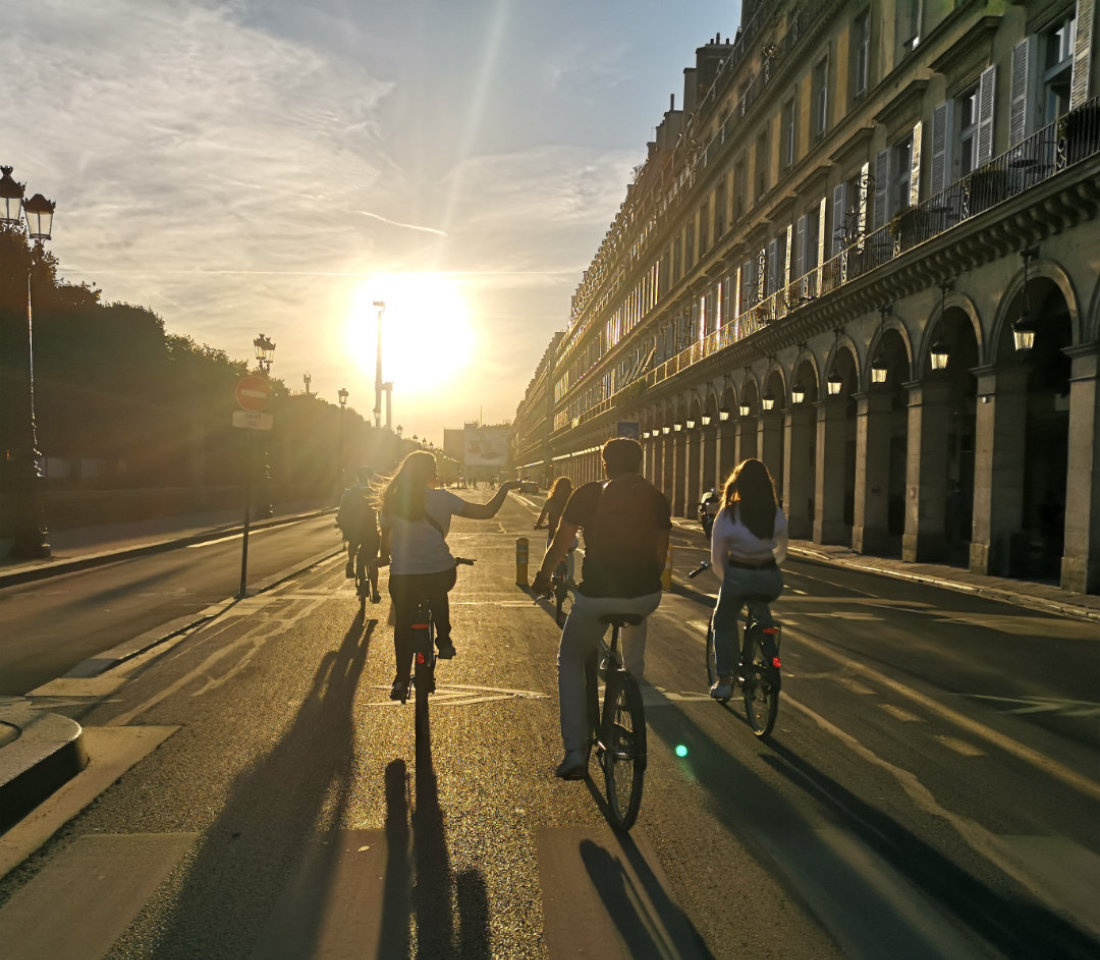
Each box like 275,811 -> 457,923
0,833 -> 196,960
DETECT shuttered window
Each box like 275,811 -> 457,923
1010,37 -> 1034,147
976,66 -> 996,166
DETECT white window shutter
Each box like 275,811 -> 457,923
794,215 -> 806,278
767,238 -> 779,294
831,182 -> 848,255
931,103 -> 949,193
784,223 -> 793,290
873,149 -> 890,230
1010,39 -> 1032,147
909,121 -> 923,207
977,65 -> 996,165
1071,0 -> 1095,108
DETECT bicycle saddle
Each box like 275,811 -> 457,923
600,613 -> 642,627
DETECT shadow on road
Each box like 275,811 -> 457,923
144,608 -> 375,958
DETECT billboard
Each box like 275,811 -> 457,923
464,426 -> 510,466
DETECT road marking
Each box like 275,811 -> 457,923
364,683 -> 547,707
186,526 -> 279,548
966,693 -> 1100,718
0,833 -> 195,960
879,703 -> 922,723
536,825 -> 710,959
935,735 -> 986,757
837,677 -> 876,695
791,629 -> 1100,803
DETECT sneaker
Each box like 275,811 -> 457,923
710,680 -> 733,701
555,750 -> 588,780
345,561 -> 354,578
389,679 -> 408,701
371,590 -> 382,603
436,641 -> 457,660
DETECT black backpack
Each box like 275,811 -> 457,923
582,475 -> 665,593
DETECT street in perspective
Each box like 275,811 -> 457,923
3,1 -> 1100,958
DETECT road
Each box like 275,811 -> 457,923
0,491 -> 1097,959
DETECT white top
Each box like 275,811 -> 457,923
383,488 -> 467,575
710,502 -> 789,575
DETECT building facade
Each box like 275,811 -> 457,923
513,0 -> 1100,593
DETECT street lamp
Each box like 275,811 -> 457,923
791,380 -> 806,404
826,329 -> 844,396
1013,248 -> 1038,352
0,165 -> 55,558
871,305 -> 890,384
303,372 -> 311,395
253,332 -> 276,374
930,283 -> 951,372
251,333 -> 275,516
372,300 -> 385,429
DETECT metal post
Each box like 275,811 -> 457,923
239,430 -> 253,598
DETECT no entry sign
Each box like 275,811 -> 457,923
236,376 -> 270,411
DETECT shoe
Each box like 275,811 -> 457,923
436,641 -> 457,660
710,680 -> 733,701
389,679 -> 408,701
371,591 -> 382,603
555,750 -> 588,780
345,561 -> 354,578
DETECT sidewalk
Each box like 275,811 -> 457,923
669,516 -> 1100,624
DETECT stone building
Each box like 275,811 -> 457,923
512,0 -> 1100,593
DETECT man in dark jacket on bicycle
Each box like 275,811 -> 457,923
533,437 -> 671,779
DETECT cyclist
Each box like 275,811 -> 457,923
336,467 -> 381,602
535,476 -> 576,583
708,458 -> 788,701
532,438 -> 671,780
378,450 -> 520,701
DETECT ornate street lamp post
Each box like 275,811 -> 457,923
337,387 -> 348,490
0,165 -> 55,558
251,333 -> 275,517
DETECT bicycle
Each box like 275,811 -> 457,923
585,614 -> 647,830
353,542 -> 380,606
689,560 -> 782,737
549,552 -> 574,625
396,558 -> 475,735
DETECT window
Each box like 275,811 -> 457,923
672,236 -> 682,284
698,202 -> 710,254
957,86 -> 980,177
812,57 -> 829,138
781,97 -> 796,169
685,216 -> 695,267
852,10 -> 870,99
755,130 -> 770,198
898,0 -> 922,53
733,158 -> 747,220
714,179 -> 727,238
1042,13 -> 1076,124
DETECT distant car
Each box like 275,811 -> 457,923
519,480 -> 539,494
698,488 -> 720,537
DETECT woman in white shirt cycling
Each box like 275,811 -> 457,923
708,458 -> 789,700
378,450 -> 519,701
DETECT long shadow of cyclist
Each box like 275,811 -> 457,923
147,609 -> 375,957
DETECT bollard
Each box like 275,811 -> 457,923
662,543 -> 674,591
516,536 -> 530,587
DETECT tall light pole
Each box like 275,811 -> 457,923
337,386 -> 349,490
302,371 -> 311,396
251,333 -> 275,517
0,165 -> 55,559
372,300 -> 385,429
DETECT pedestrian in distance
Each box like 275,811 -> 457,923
378,450 -> 521,701
533,438 -> 671,780
707,458 -> 788,700
336,467 -> 382,602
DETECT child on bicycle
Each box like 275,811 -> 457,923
708,458 -> 788,701
378,450 -> 520,701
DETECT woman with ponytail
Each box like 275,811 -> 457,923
708,458 -> 788,700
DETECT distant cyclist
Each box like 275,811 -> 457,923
336,467 -> 381,602
533,438 -> 671,780
378,450 -> 520,701
708,458 -> 788,700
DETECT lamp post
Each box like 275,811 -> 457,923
336,387 -> 348,490
303,371 -> 311,396
0,165 -> 55,558
251,333 -> 275,517
372,300 -> 385,429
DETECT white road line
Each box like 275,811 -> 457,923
935,735 -> 986,757
879,703 -> 922,723
186,526 -> 279,548
791,630 -> 1100,802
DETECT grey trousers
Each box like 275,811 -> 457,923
557,589 -> 662,753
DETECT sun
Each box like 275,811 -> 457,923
346,274 -> 476,400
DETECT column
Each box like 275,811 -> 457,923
969,365 -> 1029,575
758,411 -> 784,499
661,433 -> 675,504
737,416 -> 757,461
650,435 -> 663,489
852,391 -> 894,555
701,425 -> 718,493
685,429 -> 702,515
717,417 -> 736,486
1062,344 -> 1100,592
814,398 -> 848,544
783,405 -> 815,539
671,430 -> 688,516
901,380 -> 952,561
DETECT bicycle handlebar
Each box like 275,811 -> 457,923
687,560 -> 711,578
455,557 -> 475,566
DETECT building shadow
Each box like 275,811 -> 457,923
146,608 -> 375,957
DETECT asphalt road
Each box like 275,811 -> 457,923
0,491 -> 1097,959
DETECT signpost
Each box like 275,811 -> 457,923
234,376 -> 273,598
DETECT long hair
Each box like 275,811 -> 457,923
548,476 -> 572,502
722,458 -> 778,540
380,450 -> 437,521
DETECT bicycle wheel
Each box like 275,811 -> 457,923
601,671 -> 646,830
742,632 -> 779,737
412,613 -> 435,736
704,620 -> 721,691
554,578 -> 567,625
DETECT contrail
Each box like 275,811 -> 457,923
356,211 -> 447,236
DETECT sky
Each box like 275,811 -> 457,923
5,0 -> 742,445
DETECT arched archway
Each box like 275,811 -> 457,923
784,354 -> 819,538
815,337 -> 858,544
759,365 -> 786,498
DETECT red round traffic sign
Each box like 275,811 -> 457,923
236,376 -> 271,412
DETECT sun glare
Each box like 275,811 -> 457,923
346,274 -> 476,401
